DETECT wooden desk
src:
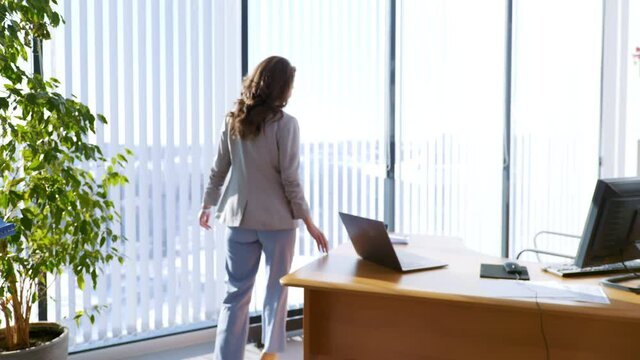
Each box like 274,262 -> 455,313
281,236 -> 640,360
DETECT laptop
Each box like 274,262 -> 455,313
339,212 -> 448,272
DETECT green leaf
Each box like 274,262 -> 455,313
0,97 -> 9,111
73,311 -> 83,327
19,214 -> 32,231
8,177 -> 25,187
76,275 -> 85,290
90,270 -> 97,288
51,12 -> 60,27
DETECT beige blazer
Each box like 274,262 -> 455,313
202,111 -> 310,230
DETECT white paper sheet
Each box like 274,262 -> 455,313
479,280 -> 610,304
520,281 -> 610,304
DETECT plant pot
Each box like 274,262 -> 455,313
0,322 -> 68,360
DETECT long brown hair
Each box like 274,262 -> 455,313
228,56 -> 296,139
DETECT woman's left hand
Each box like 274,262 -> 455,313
307,224 -> 328,253
303,216 -> 328,253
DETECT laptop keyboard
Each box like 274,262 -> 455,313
396,249 -> 430,268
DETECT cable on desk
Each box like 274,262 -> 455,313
533,290 -> 550,360
620,250 -> 640,279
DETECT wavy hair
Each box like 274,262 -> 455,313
228,56 -> 296,139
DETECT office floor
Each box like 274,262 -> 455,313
127,336 -> 303,360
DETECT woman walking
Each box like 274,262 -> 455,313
199,56 -> 328,360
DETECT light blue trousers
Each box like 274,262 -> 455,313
214,227 -> 296,360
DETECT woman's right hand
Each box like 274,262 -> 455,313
199,206 -> 212,230
304,216 -> 329,253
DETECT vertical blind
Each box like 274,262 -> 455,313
32,0 -> 630,352
248,0 -> 389,310
627,1 -> 640,177
396,0 -> 506,255
509,0 -> 602,260
247,0 -> 389,311
42,0 -> 239,350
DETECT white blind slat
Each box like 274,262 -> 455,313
92,0 -> 108,340
165,0 -> 177,327
304,142 -> 312,255
177,0 -> 190,325
122,0 -> 137,335
331,142 -> 339,248
107,0 -> 123,338
137,0 -> 151,332
190,0 -> 202,322
312,142 -> 320,256
150,0 -> 164,331
322,141 -> 329,244
203,0 -> 215,317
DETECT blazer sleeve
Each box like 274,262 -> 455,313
277,116 -> 310,219
202,121 -> 231,208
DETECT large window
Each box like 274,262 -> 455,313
43,0 -> 233,350
248,0 -> 389,311
510,0 -> 602,260
33,0 -> 632,352
396,0 -> 506,255
627,1 -> 640,177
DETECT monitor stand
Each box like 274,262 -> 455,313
601,274 -> 640,294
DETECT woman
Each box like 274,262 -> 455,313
199,56 -> 328,360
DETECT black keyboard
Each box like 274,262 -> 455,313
543,260 -> 640,277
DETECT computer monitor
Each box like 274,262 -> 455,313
575,177 -> 640,267
574,177 -> 640,292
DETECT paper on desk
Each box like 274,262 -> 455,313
521,281 -> 610,304
479,280 -> 609,304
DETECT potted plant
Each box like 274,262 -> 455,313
0,1 -> 130,358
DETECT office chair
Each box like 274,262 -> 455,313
515,230 -> 580,262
